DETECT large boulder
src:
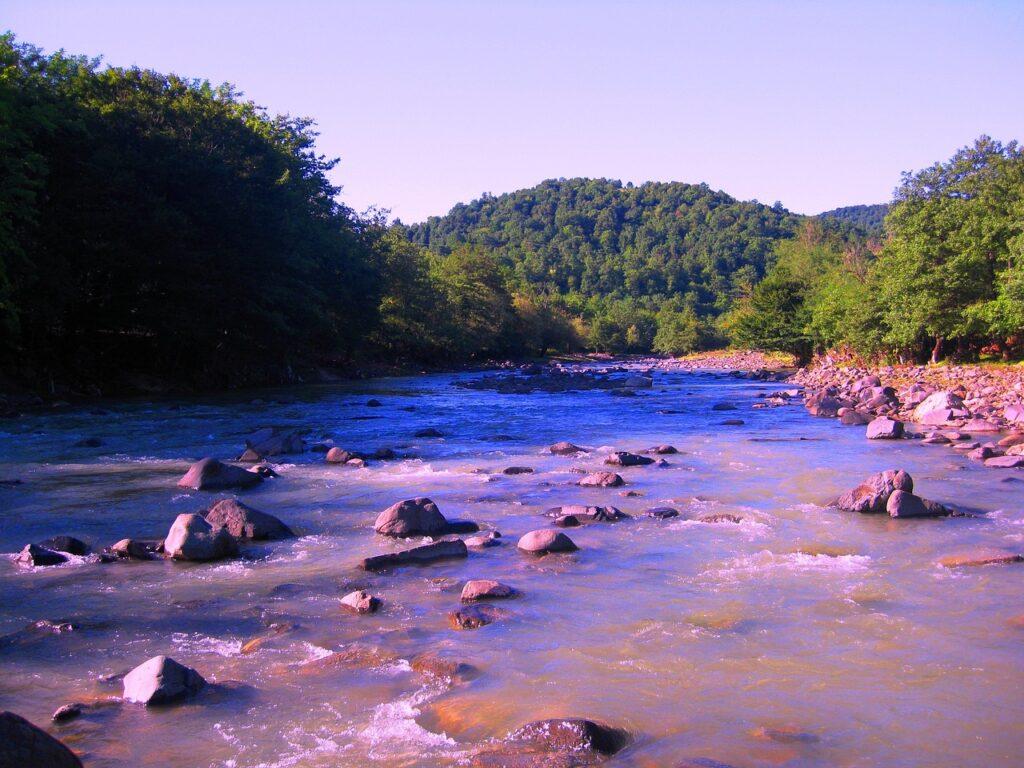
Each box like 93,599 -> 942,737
373,497 -> 475,537
177,458 -> 262,491
163,513 -> 238,561
985,455 -> 1024,468
37,536 -> 89,556
866,417 -> 904,440
886,490 -> 951,518
834,470 -> 913,513
1005,404 -> 1024,425
122,655 -> 205,706
517,529 -> 578,554
461,579 -> 517,601
14,544 -> 68,568
360,539 -> 468,571
912,391 -> 968,424
577,472 -> 624,488
604,451 -> 655,467
0,711 -> 83,768
204,498 -> 293,540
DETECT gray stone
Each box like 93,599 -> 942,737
122,655 -> 205,706
866,417 -> 904,440
577,471 -> 624,487
517,529 -> 578,554
163,513 -> 238,561
360,539 -> 468,571
177,458 -> 262,491
204,498 -> 293,540
834,469 -> 913,513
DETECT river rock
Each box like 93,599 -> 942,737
1005,405 -> 1024,424
604,451 -> 654,467
938,548 -> 1024,568
122,655 -> 206,705
517,529 -> 578,554
0,711 -> 83,767
968,446 -> 997,461
448,604 -> 507,630
204,498 -> 293,540
325,447 -> 360,464
360,539 -> 468,571
15,543 -> 68,568
461,579 -> 516,601
51,703 -> 83,723
242,428 -> 304,457
341,590 -> 381,614
108,538 -> 162,560
506,718 -> 628,757
465,531 -> 502,548
410,651 -> 477,681
415,428 -> 444,438
163,513 -> 239,561
866,417 -> 904,440
650,445 -> 678,454
503,466 -> 535,475
37,536 -> 89,556
833,469 -> 913,513
177,458 -> 262,491
577,471 -> 624,487
985,455 -> 1024,468
913,391 -> 968,424
886,490 -> 951,518
549,441 -> 584,455
373,497 -> 476,537
963,418 -> 1001,432
546,504 -> 629,523
840,410 -> 872,426
645,506 -> 679,519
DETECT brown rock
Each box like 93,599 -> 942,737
938,548 -> 1024,568
833,469 -> 913,513
577,472 -> 624,487
448,604 -> 507,630
517,529 -> 578,554
341,590 -> 381,614
549,441 -> 584,455
177,457 -> 262,491
461,579 -> 516,601
204,498 -> 293,540
360,539 -> 468,571
0,711 -> 82,767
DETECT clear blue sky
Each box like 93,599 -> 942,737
7,0 -> 1023,222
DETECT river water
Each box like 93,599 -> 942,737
1,365 -> 1022,767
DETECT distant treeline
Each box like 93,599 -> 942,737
1,35 -> 1020,395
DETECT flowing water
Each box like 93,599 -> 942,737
1,366 -> 1022,767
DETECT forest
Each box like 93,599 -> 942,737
1,34 -> 1021,395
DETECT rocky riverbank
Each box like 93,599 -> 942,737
794,359 -> 1024,468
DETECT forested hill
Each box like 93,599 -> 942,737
401,179 -> 801,315
817,203 -> 888,236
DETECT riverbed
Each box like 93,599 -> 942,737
1,365 -> 1022,767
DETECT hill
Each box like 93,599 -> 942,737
817,203 -> 888,236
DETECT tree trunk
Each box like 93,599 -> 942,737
930,336 -> 944,364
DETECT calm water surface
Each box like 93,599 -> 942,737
1,367 -> 1022,767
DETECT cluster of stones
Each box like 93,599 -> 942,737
797,363 -> 1024,470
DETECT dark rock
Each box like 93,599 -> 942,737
0,711 -> 82,767
448,604 -> 507,630
204,498 -> 293,540
122,655 -> 205,706
15,544 -> 68,568
719,419 -> 745,426
604,451 -> 654,467
517,529 -> 578,554
699,514 -> 742,524
415,428 -> 444,438
508,718 -> 628,756
549,441 -> 584,455
833,469 -> 913,513
546,504 -> 629,523
36,536 -> 89,556
645,506 -> 679,519
711,403 -> 737,411
840,410 -> 872,426
372,447 -> 396,460
177,458 -> 262,491
650,445 -> 678,454
503,466 -> 535,475
163,513 -> 239,561
242,428 -> 304,458
410,651 -> 477,681
106,538 -> 162,560
74,437 -> 103,448
360,539 -> 468,571
51,703 -> 83,723
325,447 -> 360,464
366,399 -> 382,407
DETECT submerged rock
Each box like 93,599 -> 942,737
448,604 -> 507,630
37,536 -> 89,556
0,711 -> 82,767
645,506 -> 680,519
325,447 -> 360,464
517,529 -> 578,554
577,472 -> 624,488
504,718 -> 627,757
549,441 -> 584,455
51,703 -> 84,723
546,504 -> 629,523
15,543 -> 68,568
650,445 -> 678,454
833,469 -> 913,513
177,458 -> 262,491
410,651 -> 477,681
204,498 -> 293,540
604,451 -> 654,467
163,513 -> 238,561
415,427 -> 445,438
122,655 -> 205,705
360,539 -> 468,571
461,579 -> 516,601
340,590 -> 381,614
503,466 -> 535,475
698,513 -> 742,524
938,548 -> 1024,568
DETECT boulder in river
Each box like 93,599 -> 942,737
840,410 -> 872,426
645,506 -> 680,519
15,543 -> 68,568
912,391 -> 968,424
866,417 -> 904,440
410,651 -> 477,681
503,466 -> 535,475
886,489 -> 952,518
415,427 -> 445,438
37,536 -> 89,556
1005,404 -> 1024,425
122,655 -> 206,706
204,498 -> 293,540
604,451 -> 655,467
374,497 -> 476,537
546,504 -> 629,523
51,703 -> 84,723
577,471 -> 624,487
340,590 -> 381,614
107,538 -> 162,560
325,447 -> 361,464
241,428 -> 305,458
549,441 -> 584,455
985,455 -> 1024,468
497,718 -> 628,759
0,711 -> 82,767
360,539 -> 468,571
177,458 -> 262,491
650,445 -> 678,454
164,513 -> 239,561
938,548 -> 1024,568
517,529 -> 578,554
461,579 -> 516,601
833,469 -> 913,513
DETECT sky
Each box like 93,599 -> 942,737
6,0 -> 1023,222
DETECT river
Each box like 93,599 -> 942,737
1,364 -> 1022,767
